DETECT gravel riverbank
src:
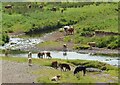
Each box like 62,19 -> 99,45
1,60 -> 53,83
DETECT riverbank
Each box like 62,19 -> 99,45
0,57 -> 118,83
5,30 -> 120,56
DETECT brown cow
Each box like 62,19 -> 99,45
28,4 -> 31,8
63,26 -> 74,35
87,42 -> 96,47
67,27 -> 74,35
87,42 -> 96,49
51,61 -> 58,69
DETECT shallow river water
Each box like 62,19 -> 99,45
1,51 -> 119,66
0,37 -> 119,67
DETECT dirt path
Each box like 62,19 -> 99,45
1,60 -> 53,83
37,30 -> 119,55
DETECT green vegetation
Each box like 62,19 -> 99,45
0,32 -> 10,46
36,41 -> 63,50
2,2 -> 119,49
1,56 -> 118,83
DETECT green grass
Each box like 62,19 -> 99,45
2,2 -> 119,49
36,41 -> 63,50
1,56 -> 119,83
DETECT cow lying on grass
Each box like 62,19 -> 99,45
51,75 -> 61,81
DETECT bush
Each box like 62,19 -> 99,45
107,41 -> 118,49
2,32 -> 10,45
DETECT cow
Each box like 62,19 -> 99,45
37,52 -> 45,59
51,61 -> 58,69
28,4 -> 31,8
39,5 -> 43,9
73,66 -> 86,76
46,52 -> 52,59
67,27 -> 74,35
51,7 -> 57,12
63,26 -> 74,35
51,75 -> 61,81
59,63 -> 71,71
5,5 -> 13,9
28,52 -> 32,66
87,42 -> 96,49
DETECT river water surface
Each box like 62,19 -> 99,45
1,51 -> 118,66
0,37 -> 119,67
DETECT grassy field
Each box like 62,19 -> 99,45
1,56 -> 119,83
1,2 -> 119,49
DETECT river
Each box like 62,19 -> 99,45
0,37 -> 119,67
0,51 -> 119,66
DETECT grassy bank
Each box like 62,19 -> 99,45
2,2 -> 119,49
1,56 -> 118,83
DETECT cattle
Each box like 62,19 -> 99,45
59,63 -> 71,71
63,26 -> 74,35
61,9 -> 64,13
63,44 -> 67,52
37,52 -> 45,59
51,75 -> 61,81
28,52 -> 32,66
39,5 -> 43,9
51,61 -> 58,69
46,52 -> 52,58
74,66 -> 86,76
4,49 -> 9,57
51,7 -> 57,12
5,5 -> 13,9
28,4 -> 31,8
67,27 -> 74,35
87,42 -> 96,47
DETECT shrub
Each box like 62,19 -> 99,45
2,32 -> 10,45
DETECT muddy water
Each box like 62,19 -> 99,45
1,51 -> 118,66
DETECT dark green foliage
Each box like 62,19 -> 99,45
2,32 -> 9,45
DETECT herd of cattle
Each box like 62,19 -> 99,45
4,4 -> 64,13
51,61 -> 86,81
28,51 -> 86,81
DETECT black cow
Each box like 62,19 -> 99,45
59,63 -> 71,71
74,66 -> 86,76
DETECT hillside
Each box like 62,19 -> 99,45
1,2 -> 119,49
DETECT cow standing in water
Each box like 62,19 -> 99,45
37,52 -> 45,59
46,52 -> 52,59
28,52 -> 32,66
63,44 -> 67,56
